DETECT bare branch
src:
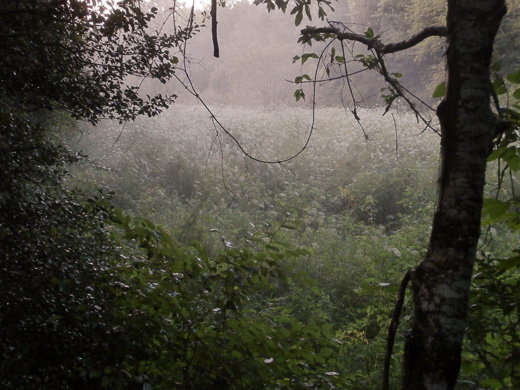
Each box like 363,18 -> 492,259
211,0 -> 219,57
301,25 -> 447,54
341,42 -> 368,140
284,67 -> 369,84
384,26 -> 447,53
371,50 -> 439,135
383,269 -> 412,390
174,23 -> 322,164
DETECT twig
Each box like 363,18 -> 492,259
211,0 -> 219,57
392,113 -> 400,162
341,41 -> 368,140
383,269 -> 412,390
174,25 -> 324,164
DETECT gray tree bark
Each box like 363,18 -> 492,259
403,1 -> 507,388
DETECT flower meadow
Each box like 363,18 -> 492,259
72,104 -> 440,237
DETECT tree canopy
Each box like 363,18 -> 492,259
0,0 -> 191,123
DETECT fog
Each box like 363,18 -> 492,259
141,0 -> 407,109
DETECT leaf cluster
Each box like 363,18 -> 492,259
0,0 -> 191,124
253,0 -> 333,26
462,67 -> 520,389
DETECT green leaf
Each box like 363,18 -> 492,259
275,0 -> 288,12
330,47 -> 335,63
487,145 -> 507,162
479,378 -> 504,389
46,315 -> 63,323
292,74 -> 311,84
294,88 -> 305,101
513,88 -> 520,100
432,82 -> 446,98
295,9 -> 303,26
320,347 -> 334,357
491,60 -> 502,72
318,6 -> 326,20
180,307 -> 190,319
482,198 -> 510,220
231,349 -> 244,359
364,27 -> 374,38
301,52 -> 318,64
506,70 -> 520,84
496,253 -> 520,271
297,34 -> 312,45
304,4 -> 311,21
502,146 -> 520,171
492,74 -> 507,95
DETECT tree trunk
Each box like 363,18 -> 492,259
402,1 -> 507,389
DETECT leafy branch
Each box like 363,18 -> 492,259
300,25 -> 447,54
297,21 -> 443,135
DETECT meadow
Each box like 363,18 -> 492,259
62,104 -> 517,388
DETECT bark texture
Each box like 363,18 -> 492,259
402,1 -> 507,389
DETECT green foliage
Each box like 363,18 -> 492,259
71,105 -> 439,237
254,0 -> 334,25
461,68 -> 520,389
294,88 -> 306,101
482,67 -> 520,230
1,1 -> 214,388
464,252 -> 520,389
2,153 -> 348,388
69,104 -> 441,388
67,79 -> 518,389
0,113 -> 122,387
0,0 -> 190,124
71,202 -> 347,389
364,27 -> 375,39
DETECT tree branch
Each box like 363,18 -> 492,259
301,25 -> 447,54
383,269 -> 412,390
211,0 -> 219,57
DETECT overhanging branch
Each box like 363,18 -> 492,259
298,22 -> 443,132
301,25 -> 447,54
